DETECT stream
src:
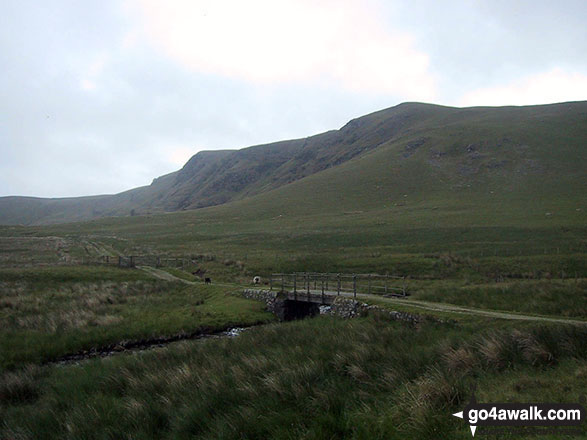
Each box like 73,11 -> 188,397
49,326 -> 254,367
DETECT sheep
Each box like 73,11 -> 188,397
252,276 -> 261,285
205,277 -> 211,284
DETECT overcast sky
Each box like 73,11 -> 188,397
1,0 -> 586,198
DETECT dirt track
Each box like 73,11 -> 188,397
140,266 -> 586,327
353,293 -> 587,326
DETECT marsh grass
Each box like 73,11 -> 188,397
0,266 -> 273,369
407,278 -> 587,318
1,316 -> 585,439
0,364 -> 42,405
163,251 -> 587,318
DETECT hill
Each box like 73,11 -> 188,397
0,101 -> 585,225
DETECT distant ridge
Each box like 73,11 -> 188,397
1,101 -> 585,225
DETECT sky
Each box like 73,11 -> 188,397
1,0 -> 586,198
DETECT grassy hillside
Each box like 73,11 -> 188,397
0,101 -> 585,301
0,101 -> 585,439
2,101 -> 585,225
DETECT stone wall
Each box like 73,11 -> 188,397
241,289 -> 446,325
242,289 -> 278,313
359,304 -> 423,325
324,297 -> 426,325
327,297 -> 361,318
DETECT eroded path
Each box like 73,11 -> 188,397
138,266 -> 237,288
139,266 -> 197,284
140,266 -> 586,326
352,293 -> 587,326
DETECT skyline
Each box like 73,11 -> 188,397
2,0 -> 586,198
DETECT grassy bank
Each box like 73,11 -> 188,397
1,315 -> 585,439
409,278 -> 587,319
0,266 -> 273,370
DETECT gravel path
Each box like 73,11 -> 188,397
353,293 -> 587,326
140,267 -> 586,326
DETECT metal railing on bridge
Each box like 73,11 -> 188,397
269,272 -> 407,298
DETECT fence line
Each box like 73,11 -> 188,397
80,255 -> 193,269
270,272 -> 407,298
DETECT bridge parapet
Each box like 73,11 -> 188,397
270,272 -> 407,298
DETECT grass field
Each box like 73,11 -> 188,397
409,278 -> 587,318
0,226 -> 585,438
1,315 -> 585,439
0,266 -> 273,370
0,104 -> 585,439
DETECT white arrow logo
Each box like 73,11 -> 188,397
453,410 -> 477,436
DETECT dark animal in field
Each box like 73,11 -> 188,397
205,277 -> 211,284
192,268 -> 206,278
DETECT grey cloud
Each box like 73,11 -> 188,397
386,0 -> 587,101
1,0 -> 585,197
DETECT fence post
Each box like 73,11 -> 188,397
270,274 -> 273,291
353,274 -> 357,299
294,273 -> 297,294
321,277 -> 325,303
282,274 -> 285,292
307,273 -> 310,294
337,273 -> 341,296
384,272 -> 388,295
130,256 -> 135,268
368,274 -> 371,295
118,256 -> 122,267
402,277 -> 406,297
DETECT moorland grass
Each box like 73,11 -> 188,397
411,278 -> 587,319
0,265 -> 150,284
0,101 -> 584,439
0,315 -> 584,439
160,267 -> 199,282
0,266 -> 273,370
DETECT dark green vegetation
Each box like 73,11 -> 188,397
0,101 -> 585,439
1,315 -> 585,439
1,102 -> 583,313
1,101 -> 585,225
0,266 -> 273,370
411,278 -> 587,318
0,101 -> 584,320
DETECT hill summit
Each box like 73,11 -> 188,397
0,101 -> 585,225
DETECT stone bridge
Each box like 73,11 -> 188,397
243,272 -> 413,321
242,289 -> 360,321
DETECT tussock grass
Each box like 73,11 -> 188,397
0,364 -> 42,404
410,278 -> 587,318
1,316 -> 585,439
0,266 -> 273,369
